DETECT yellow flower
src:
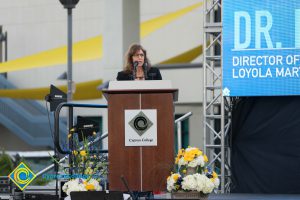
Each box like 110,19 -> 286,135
183,151 -> 195,161
190,148 -> 202,156
213,171 -> 218,179
198,150 -> 203,156
177,149 -> 184,157
80,150 -> 87,157
85,184 -> 95,191
175,157 -> 179,164
203,155 -> 208,162
68,134 -> 72,139
173,174 -> 179,181
72,150 -> 78,156
182,169 -> 187,174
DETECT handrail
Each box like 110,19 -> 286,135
174,112 -> 193,123
175,112 -> 193,151
54,102 -> 108,154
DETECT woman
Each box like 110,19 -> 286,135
117,44 -> 162,81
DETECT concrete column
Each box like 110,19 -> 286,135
103,0 -> 140,81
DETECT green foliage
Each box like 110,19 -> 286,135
0,150 -> 14,176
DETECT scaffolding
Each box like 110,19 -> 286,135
203,0 -> 231,193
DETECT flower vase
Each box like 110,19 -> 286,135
186,167 -> 197,175
171,191 -> 208,200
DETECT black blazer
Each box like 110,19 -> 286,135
116,67 -> 162,81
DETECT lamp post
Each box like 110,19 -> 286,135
59,0 -> 80,174
0,26 -> 7,78
59,0 -> 79,102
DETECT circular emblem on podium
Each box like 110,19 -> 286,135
129,111 -> 153,136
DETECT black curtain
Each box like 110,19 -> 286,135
231,96 -> 300,193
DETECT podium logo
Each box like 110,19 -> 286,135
8,162 -> 36,191
129,111 -> 153,136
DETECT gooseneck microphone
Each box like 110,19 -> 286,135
132,61 -> 139,80
143,62 -> 148,79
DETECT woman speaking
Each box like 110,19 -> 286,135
117,44 -> 162,81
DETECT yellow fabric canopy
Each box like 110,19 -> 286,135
0,2 -> 203,100
159,45 -> 203,64
0,79 -> 102,100
0,2 -> 202,73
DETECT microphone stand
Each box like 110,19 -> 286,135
132,61 -> 138,80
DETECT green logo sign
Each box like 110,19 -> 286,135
8,162 -> 36,190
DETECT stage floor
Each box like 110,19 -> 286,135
154,193 -> 300,200
209,194 -> 300,200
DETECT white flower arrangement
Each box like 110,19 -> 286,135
52,129 -> 108,197
167,146 -> 220,195
181,174 -> 215,194
62,178 -> 102,196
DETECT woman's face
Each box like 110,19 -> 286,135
132,49 -> 145,68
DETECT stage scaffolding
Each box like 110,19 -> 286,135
203,0 -> 231,193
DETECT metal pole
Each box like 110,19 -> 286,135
174,112 -> 193,152
4,32 -> 7,62
67,8 -> 74,175
67,8 -> 73,103
177,122 -> 182,152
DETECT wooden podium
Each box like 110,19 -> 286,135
103,81 -> 178,192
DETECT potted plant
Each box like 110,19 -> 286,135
167,147 -> 219,199
53,131 -> 108,199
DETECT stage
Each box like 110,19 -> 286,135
154,193 -> 300,200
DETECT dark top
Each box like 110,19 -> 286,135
116,67 -> 162,81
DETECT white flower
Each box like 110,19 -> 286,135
178,157 -> 187,167
88,178 -> 102,191
193,173 -> 206,192
62,178 -> 102,196
167,174 -> 181,192
62,179 -> 87,196
185,147 -> 195,152
196,156 -> 205,167
202,178 -> 215,194
212,178 -> 220,188
181,175 -> 197,191
167,178 -> 175,192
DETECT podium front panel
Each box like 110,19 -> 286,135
107,91 -> 175,192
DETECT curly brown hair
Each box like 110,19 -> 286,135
124,44 -> 151,73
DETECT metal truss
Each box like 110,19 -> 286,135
203,0 -> 231,193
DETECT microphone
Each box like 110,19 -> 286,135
133,61 -> 139,79
143,62 -> 148,79
120,175 -> 137,200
